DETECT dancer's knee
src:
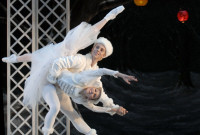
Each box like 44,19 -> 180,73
50,105 -> 60,115
86,129 -> 97,135
42,84 -> 58,103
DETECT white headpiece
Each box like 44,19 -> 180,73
94,37 -> 113,58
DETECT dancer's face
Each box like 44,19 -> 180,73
84,87 -> 101,100
91,43 -> 106,61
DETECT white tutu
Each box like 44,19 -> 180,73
23,22 -> 100,107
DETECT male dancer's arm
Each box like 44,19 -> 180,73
83,68 -> 137,83
93,77 -> 125,115
79,68 -> 134,115
83,101 -> 128,116
47,54 -> 85,83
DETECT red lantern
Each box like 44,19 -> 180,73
134,0 -> 148,6
177,10 -> 189,23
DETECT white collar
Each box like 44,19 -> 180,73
85,53 -> 98,69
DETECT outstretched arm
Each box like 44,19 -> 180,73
83,68 -> 138,85
87,79 -> 128,116
110,106 -> 128,116
115,72 -> 138,84
83,103 -> 117,115
83,102 -> 128,116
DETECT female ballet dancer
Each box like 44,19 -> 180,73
2,6 -> 125,107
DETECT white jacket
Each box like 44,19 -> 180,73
48,53 -> 119,115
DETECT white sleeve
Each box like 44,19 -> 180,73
87,68 -> 119,78
100,90 -> 119,108
93,78 -> 120,115
50,54 -> 84,77
78,68 -> 119,86
94,77 -> 119,107
83,103 -> 117,116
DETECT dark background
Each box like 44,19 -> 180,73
1,0 -> 200,135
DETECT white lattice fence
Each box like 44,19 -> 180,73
7,0 -> 70,135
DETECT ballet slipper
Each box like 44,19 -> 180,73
104,5 -> 125,21
2,54 -> 18,63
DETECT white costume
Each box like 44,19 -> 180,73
48,53 -> 120,109
53,68 -> 120,115
23,22 -> 100,107
23,5 -> 125,108
23,23 -> 102,135
41,53 -> 120,135
2,5 -> 125,135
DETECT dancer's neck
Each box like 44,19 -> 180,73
91,60 -> 98,67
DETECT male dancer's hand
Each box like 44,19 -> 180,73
116,72 -> 138,84
122,74 -> 138,84
116,106 -> 128,116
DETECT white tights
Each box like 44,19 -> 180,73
42,84 -> 96,135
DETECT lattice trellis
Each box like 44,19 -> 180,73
7,0 -> 70,135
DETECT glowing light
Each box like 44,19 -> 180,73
134,0 -> 148,6
177,10 -> 189,23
